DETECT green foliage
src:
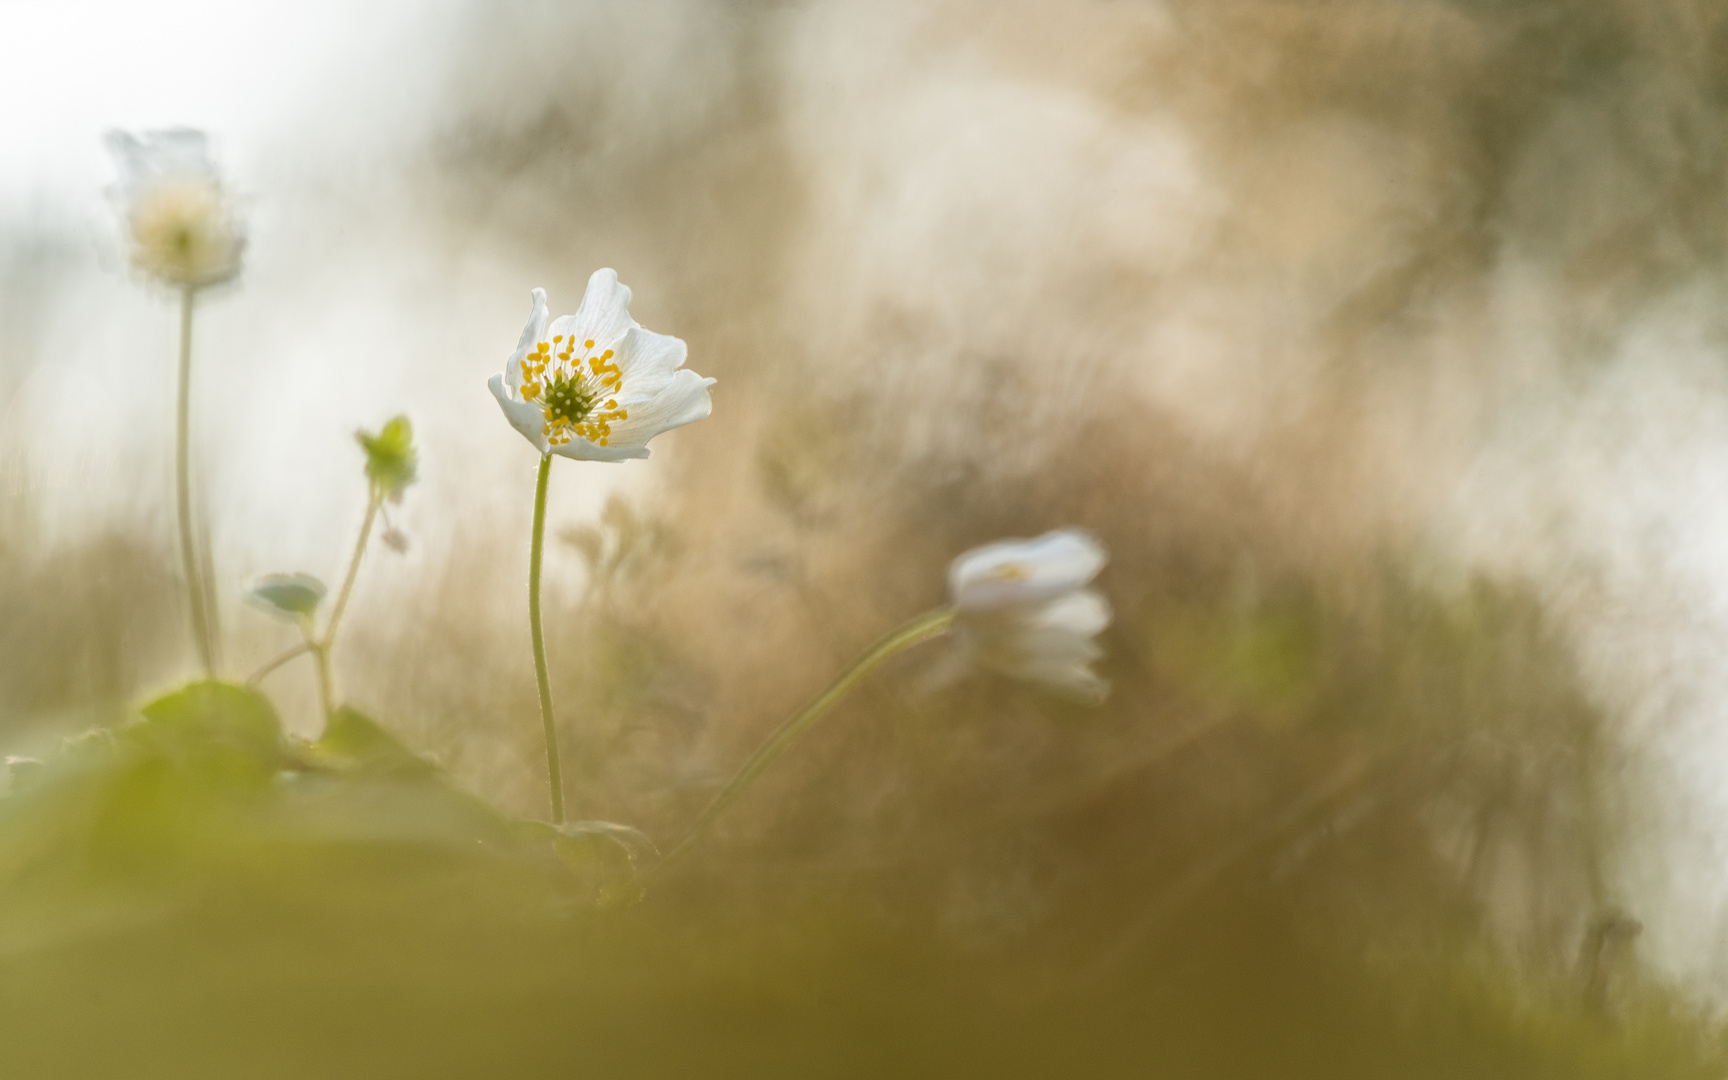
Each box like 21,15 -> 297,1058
313,705 -> 436,775
355,414 -> 418,500
0,590 -> 1721,1077
136,680 -> 289,771
245,573 -> 326,621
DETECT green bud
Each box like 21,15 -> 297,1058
356,414 -> 418,500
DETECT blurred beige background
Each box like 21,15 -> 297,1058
7,0 -> 1728,1006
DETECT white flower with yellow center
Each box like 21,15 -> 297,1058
488,270 -> 714,461
948,529 -> 1112,701
106,128 -> 244,289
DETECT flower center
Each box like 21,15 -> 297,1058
542,373 -> 596,427
518,335 -> 629,447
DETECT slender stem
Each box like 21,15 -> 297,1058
309,641 -> 335,727
322,488 -> 381,650
246,642 -> 311,686
240,490 -> 380,722
174,286 -> 214,675
657,607 -> 956,869
529,453 -> 564,824
197,504 -> 223,672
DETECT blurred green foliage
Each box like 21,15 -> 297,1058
355,415 -> 419,501
246,573 -> 328,622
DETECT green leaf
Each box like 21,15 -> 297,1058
356,414 -> 418,499
133,680 -> 288,773
314,707 -> 434,776
247,573 -> 326,620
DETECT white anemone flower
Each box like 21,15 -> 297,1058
948,529 -> 1112,701
105,128 -> 244,289
488,270 -> 714,461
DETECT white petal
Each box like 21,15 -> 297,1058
953,584 -> 1111,703
489,373 -> 550,454
505,288 -> 550,395
1031,589 -> 1112,637
104,130 -> 148,191
949,529 -> 1107,610
107,127 -> 217,193
547,268 -> 636,352
146,128 -> 216,177
605,369 -> 715,451
550,439 -> 650,463
1006,623 -> 1105,667
1021,663 -> 1110,703
611,326 -> 688,397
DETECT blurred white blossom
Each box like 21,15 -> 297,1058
105,127 -> 244,289
949,529 -> 1111,701
488,270 -> 714,462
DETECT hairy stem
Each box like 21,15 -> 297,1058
657,607 -> 956,869
529,453 -> 564,824
174,286 -> 214,675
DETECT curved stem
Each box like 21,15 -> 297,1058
246,642 -> 311,686
657,607 -> 955,869
529,453 -> 564,824
322,487 -> 381,650
174,286 -> 214,675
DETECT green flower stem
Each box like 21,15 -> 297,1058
174,286 -> 215,675
245,642 -> 310,686
197,502 -> 224,672
298,486 -> 384,728
529,452 -> 564,824
658,607 -> 956,869
238,485 -> 384,720
322,487 -> 382,651
309,639 -> 335,726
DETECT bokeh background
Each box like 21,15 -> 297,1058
9,0 -> 1728,1074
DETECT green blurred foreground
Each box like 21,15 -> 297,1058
0,579 -> 1723,1079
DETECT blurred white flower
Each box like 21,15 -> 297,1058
488,270 -> 714,461
106,128 -> 244,289
948,529 -> 1111,701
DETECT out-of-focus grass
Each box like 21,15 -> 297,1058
0,518 -> 1718,1076
2,306 -> 1711,1075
